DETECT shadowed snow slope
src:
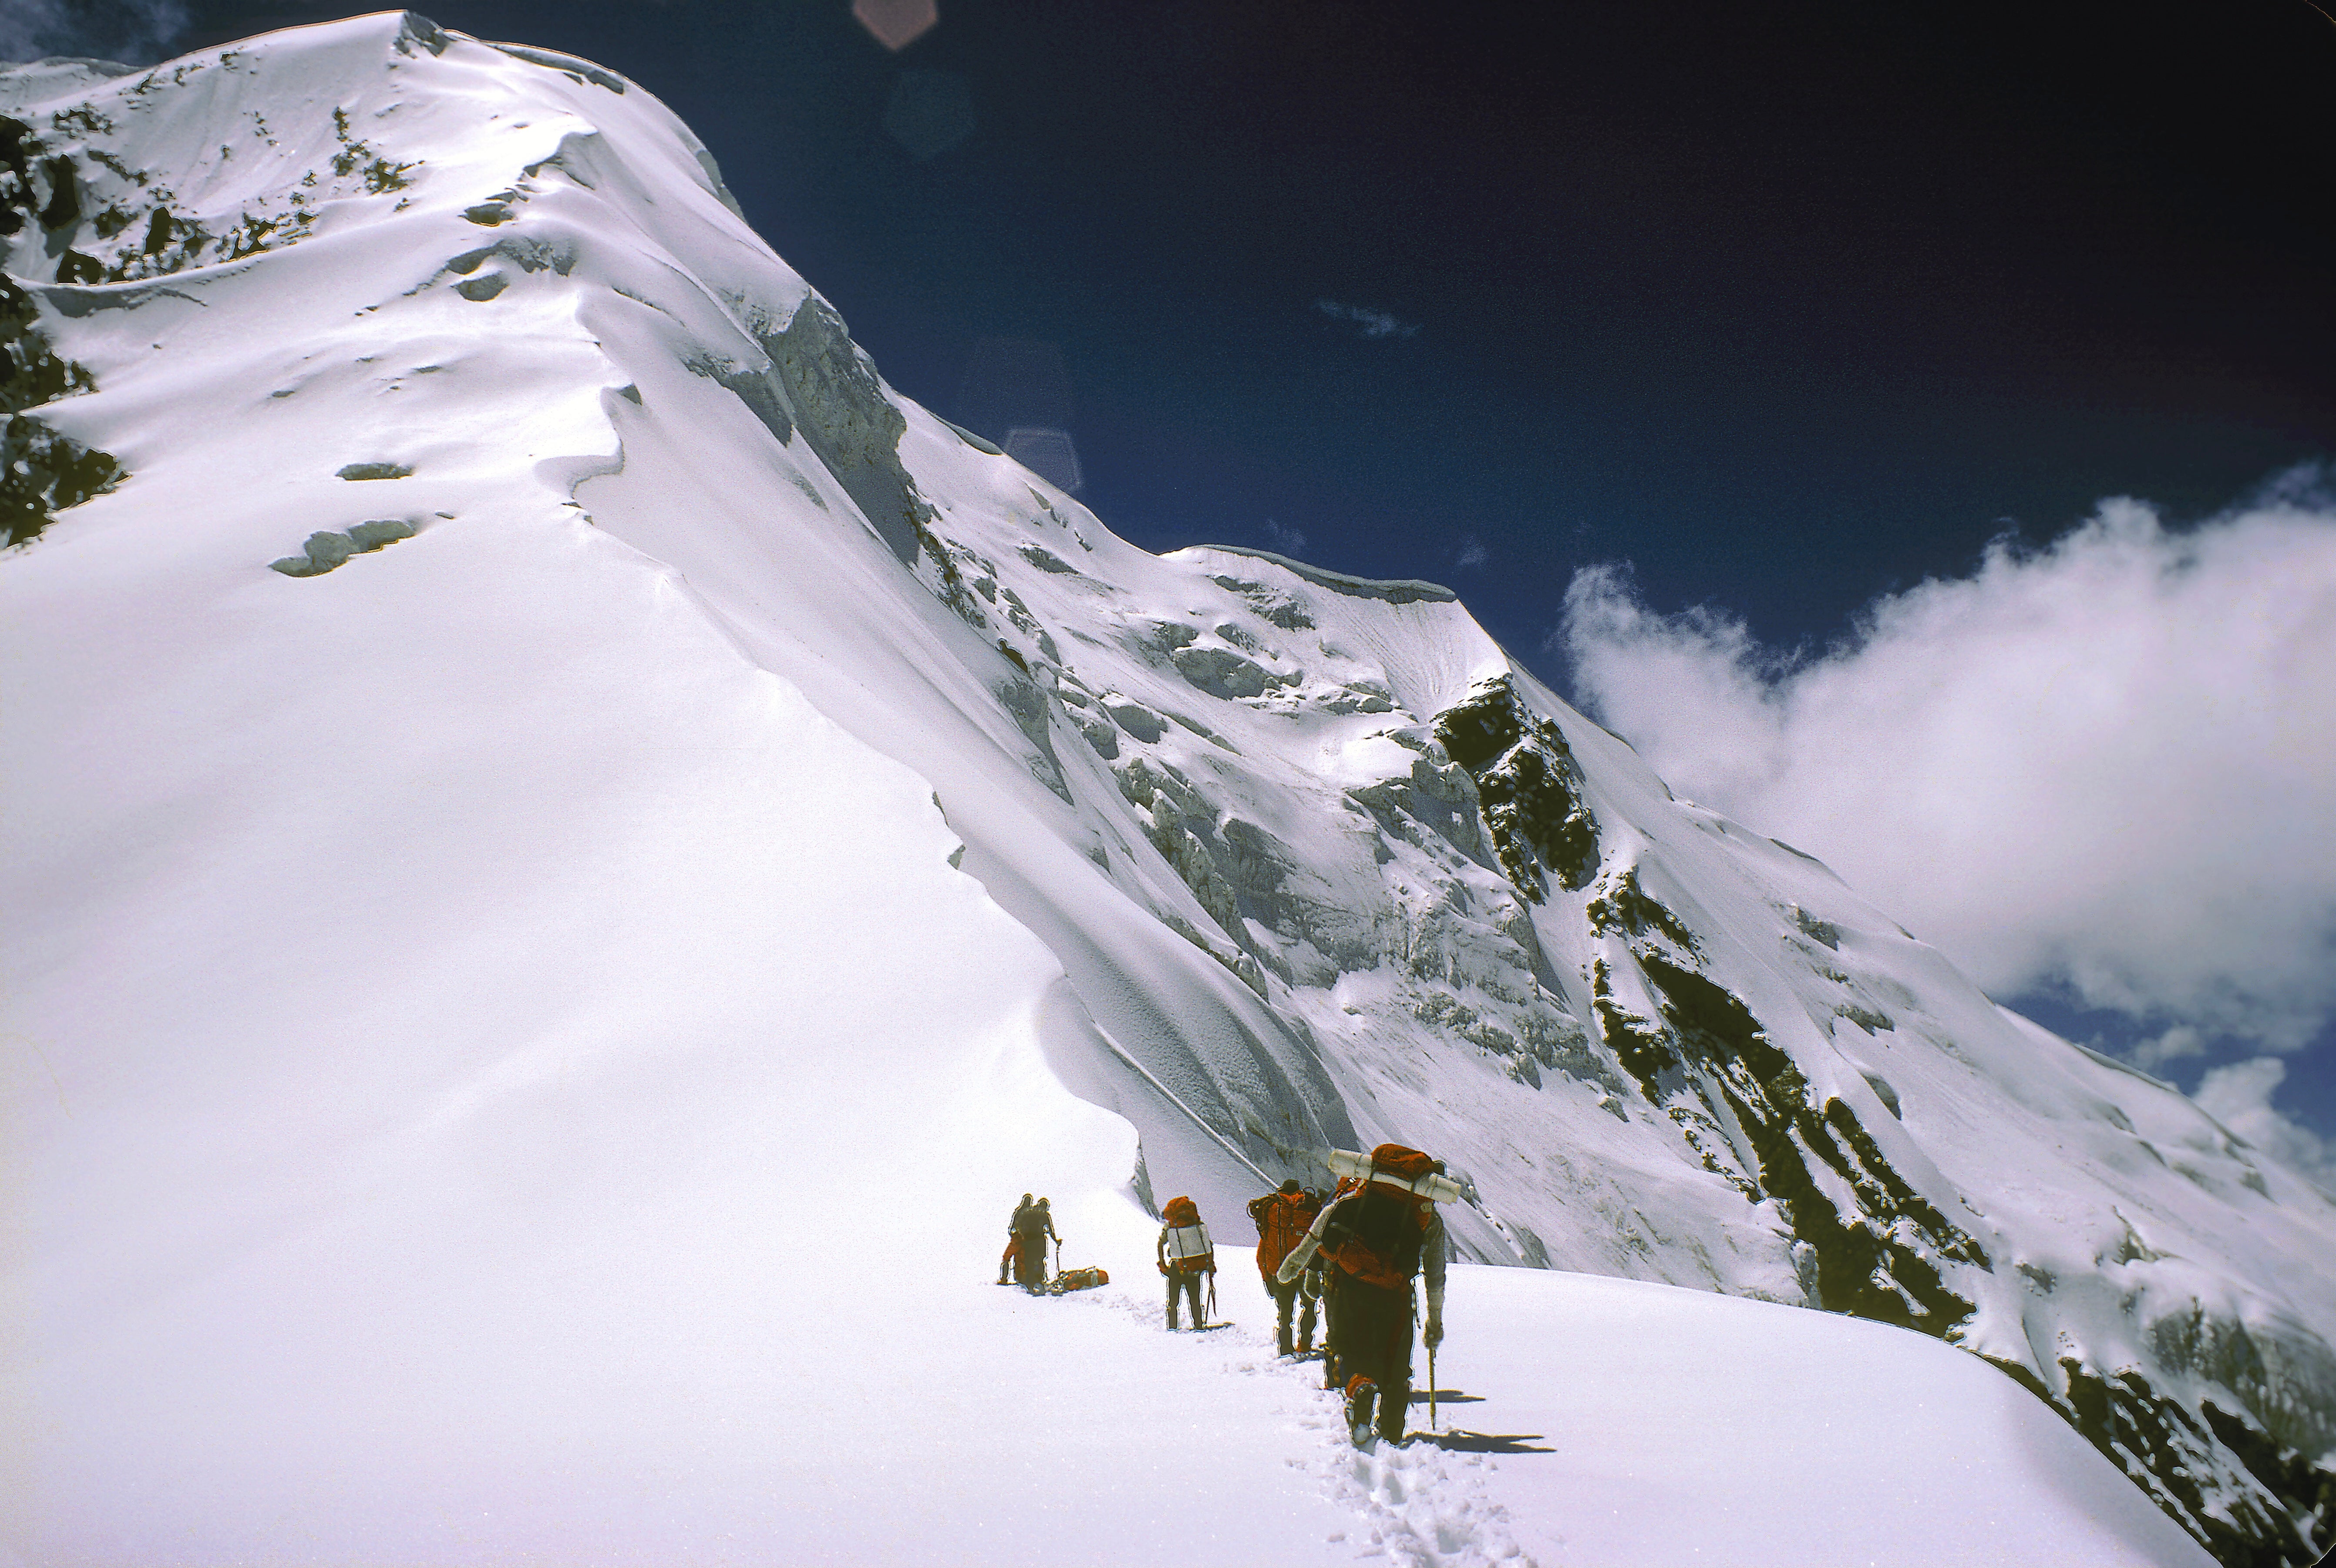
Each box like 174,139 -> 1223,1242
0,15 -> 2321,1566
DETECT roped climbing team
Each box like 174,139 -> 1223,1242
1004,1143 -> 1451,1447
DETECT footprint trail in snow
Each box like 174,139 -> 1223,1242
1064,1282 -> 1537,1568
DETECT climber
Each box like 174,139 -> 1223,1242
1156,1195 -> 1215,1330
1247,1178 -> 1323,1356
1299,1249 -> 1333,1384
1014,1196 -> 1059,1292
999,1192 -> 1035,1285
1279,1146 -> 1447,1446
1309,1176 -> 1360,1388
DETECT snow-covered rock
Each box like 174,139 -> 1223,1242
1,14 -> 2328,1565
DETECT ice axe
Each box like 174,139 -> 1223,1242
1428,1343 -> 1438,1432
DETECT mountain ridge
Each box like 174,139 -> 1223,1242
1,15 -> 2329,1564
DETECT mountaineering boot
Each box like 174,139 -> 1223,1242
1277,1325 -> 1293,1357
1344,1380 -> 1377,1449
1379,1377 -> 1410,1445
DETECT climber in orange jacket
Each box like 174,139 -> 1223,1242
1247,1179 -> 1323,1356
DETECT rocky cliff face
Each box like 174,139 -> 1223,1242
3,17 -> 2329,1562
895,496 -> 2336,1564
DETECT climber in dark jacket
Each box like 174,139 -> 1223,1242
999,1193 -> 1035,1285
1156,1195 -> 1215,1329
1013,1196 -> 1059,1292
1279,1147 -> 1447,1445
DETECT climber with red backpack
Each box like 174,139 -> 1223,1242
1278,1145 -> 1452,1447
1247,1178 -> 1323,1356
1155,1195 -> 1215,1330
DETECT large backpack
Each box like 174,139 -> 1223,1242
1160,1196 -> 1212,1272
1251,1191 -> 1317,1275
1321,1181 -> 1427,1290
1162,1224 -> 1213,1271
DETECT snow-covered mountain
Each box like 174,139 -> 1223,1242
2,15 -> 2329,1566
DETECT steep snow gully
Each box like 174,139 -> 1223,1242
0,15 -> 2328,1566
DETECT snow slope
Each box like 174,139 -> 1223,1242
1428,1267 -> 2205,1568
0,14 -> 2324,1565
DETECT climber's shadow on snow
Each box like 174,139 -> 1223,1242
1421,1430 -> 1553,1454
1400,1389 -> 1551,1451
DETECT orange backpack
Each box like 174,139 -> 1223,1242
1371,1144 -> 1437,1180
1161,1196 -> 1212,1274
1251,1191 -> 1317,1274
1323,1181 -> 1430,1290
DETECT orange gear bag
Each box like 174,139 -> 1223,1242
1324,1181 -> 1431,1290
1253,1191 -> 1317,1276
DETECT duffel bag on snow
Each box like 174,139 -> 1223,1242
1050,1266 -> 1109,1294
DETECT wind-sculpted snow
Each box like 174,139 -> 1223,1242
0,16 -> 2329,1566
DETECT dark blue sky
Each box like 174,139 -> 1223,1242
150,0 -> 2332,661
64,0 -> 2336,1137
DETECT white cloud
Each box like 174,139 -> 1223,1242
2194,1057 -> 2336,1195
1556,478 -> 2336,1053
1262,517 -> 1308,556
2127,1023 -> 2209,1076
1314,299 -> 1419,339
1456,535 -> 1489,570
0,0 -> 188,64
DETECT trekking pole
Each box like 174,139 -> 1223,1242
1429,1344 -> 1438,1432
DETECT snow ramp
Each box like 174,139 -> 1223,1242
0,13 -> 1314,1561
